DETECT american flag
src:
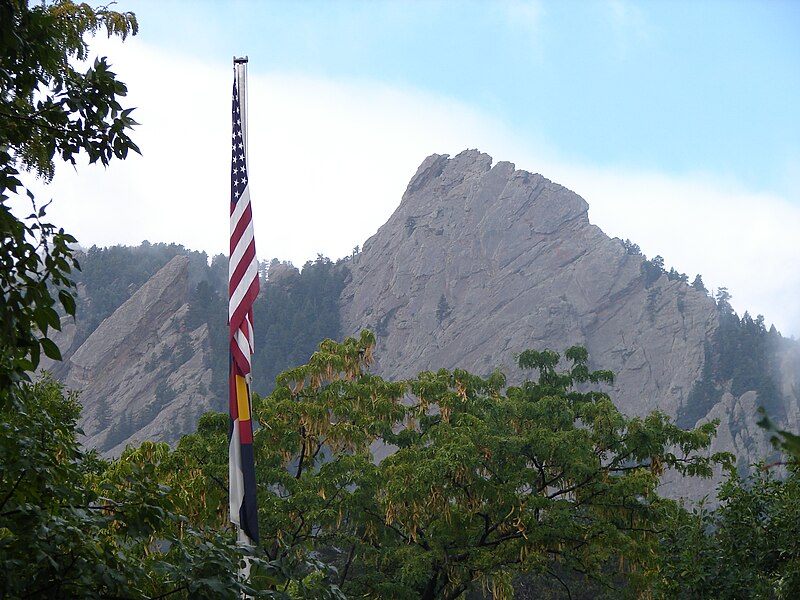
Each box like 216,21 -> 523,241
228,71 -> 259,545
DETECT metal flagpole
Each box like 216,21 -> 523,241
232,54 -> 254,592
235,56 -> 249,169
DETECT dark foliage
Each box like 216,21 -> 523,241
642,254 -> 665,287
0,0 -> 138,394
250,255 -> 349,395
67,244 -> 348,404
622,239 -> 693,290
678,289 -> 783,428
621,238 -> 641,255
70,242 -> 212,344
655,466 -> 800,599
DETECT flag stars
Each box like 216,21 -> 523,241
229,92 -> 254,214
231,81 -> 249,202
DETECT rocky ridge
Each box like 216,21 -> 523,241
340,150 -> 800,496
62,255 -> 215,455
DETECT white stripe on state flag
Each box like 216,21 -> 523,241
246,315 -> 255,354
228,419 -> 244,528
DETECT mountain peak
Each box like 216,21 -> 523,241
343,150 -> 735,496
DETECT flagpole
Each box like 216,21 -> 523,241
230,54 -> 258,593
234,56 -> 248,165
234,54 -> 251,554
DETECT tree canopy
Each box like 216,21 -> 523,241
656,465 -> 800,599
163,332 -> 728,599
0,0 -> 139,180
5,330 -> 798,599
0,376 -> 266,599
0,0 -> 139,394
2,4 -> 797,598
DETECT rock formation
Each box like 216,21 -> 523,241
63,255 -> 216,455
340,150 -> 800,497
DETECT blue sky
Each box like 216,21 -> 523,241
35,0 -> 800,336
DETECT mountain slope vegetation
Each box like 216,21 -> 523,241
66,243 -> 350,401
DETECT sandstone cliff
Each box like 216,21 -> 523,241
341,150 -> 799,497
64,255 -> 216,455
342,150 -> 714,414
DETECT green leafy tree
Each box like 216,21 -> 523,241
0,196 -> 77,389
0,0 -> 140,394
169,333 -> 726,599
158,410 -> 347,599
758,408 -> 800,465
0,377 -> 268,599
655,465 -> 800,599
0,0 -> 139,180
349,346 -> 724,599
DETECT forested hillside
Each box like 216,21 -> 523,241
68,243 -> 215,351
59,230 -> 796,467
621,241 -> 788,433
63,243 -> 349,401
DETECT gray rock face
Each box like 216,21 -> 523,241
65,255 -> 214,456
342,150 -> 714,415
341,150 -> 798,498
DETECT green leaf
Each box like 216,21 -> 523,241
58,290 -> 77,316
40,338 -> 62,362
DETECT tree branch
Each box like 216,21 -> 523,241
338,544 -> 356,587
0,110 -> 66,134
0,470 -> 26,513
547,567 -> 573,600
295,425 -> 306,479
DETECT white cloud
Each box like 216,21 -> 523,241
27,36 -> 800,338
559,166 -> 800,337
32,36 -> 513,261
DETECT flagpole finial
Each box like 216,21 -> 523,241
233,56 -> 249,64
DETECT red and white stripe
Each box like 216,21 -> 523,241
229,182 -> 258,374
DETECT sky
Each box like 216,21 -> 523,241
28,0 -> 800,337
